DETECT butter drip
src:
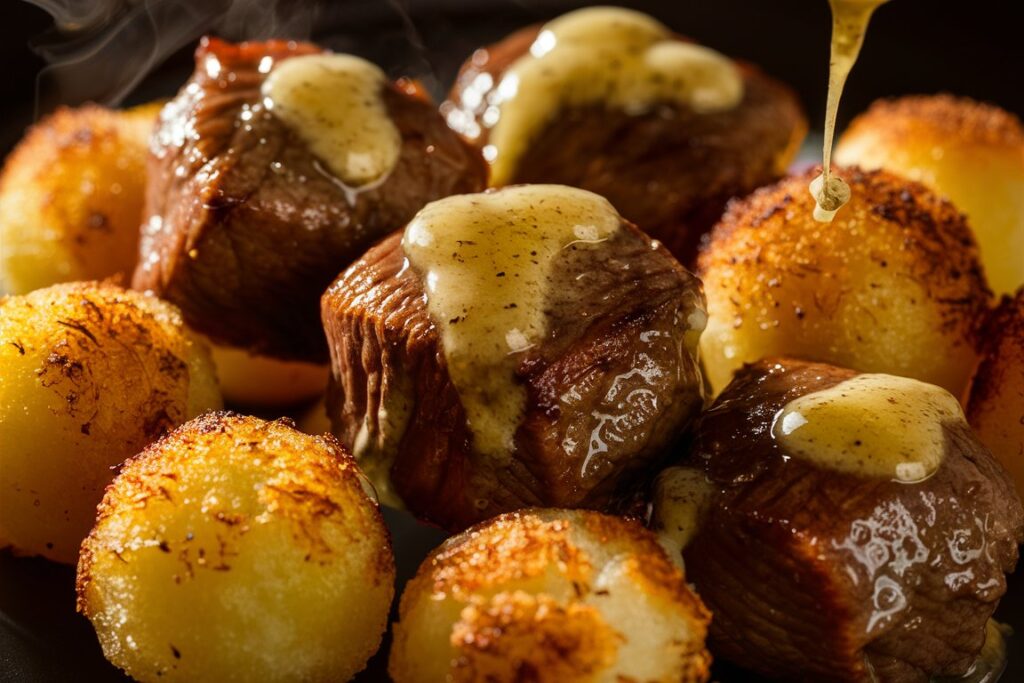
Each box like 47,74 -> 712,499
402,185 -> 621,458
652,467 -> 715,551
772,373 -> 965,483
477,7 -> 743,186
262,54 -> 400,186
811,0 -> 888,222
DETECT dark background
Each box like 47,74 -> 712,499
2,0 -> 1023,154
1,1 -> 1022,681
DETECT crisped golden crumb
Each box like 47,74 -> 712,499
836,94 -> 1024,295
842,94 -> 1024,149
968,290 -> 1024,494
77,411 -> 394,683
698,166 -> 990,396
0,103 -> 161,294
0,281 -> 220,563
451,591 -> 619,682
390,508 -> 711,683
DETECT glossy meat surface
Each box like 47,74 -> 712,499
683,358 -> 1023,682
444,25 -> 806,264
322,220 -> 705,530
134,38 -> 487,362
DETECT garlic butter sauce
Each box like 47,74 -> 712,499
402,185 -> 622,459
811,0 -> 889,222
262,54 -> 401,187
478,7 -> 743,186
772,373 -> 966,483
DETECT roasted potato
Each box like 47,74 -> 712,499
836,95 -> 1024,295
0,281 -> 220,563
967,290 -> 1024,494
77,412 -> 395,683
389,508 -> 711,683
698,167 -> 990,396
208,341 -> 328,407
0,103 -> 160,294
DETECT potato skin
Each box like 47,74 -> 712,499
967,290 -> 1024,494
77,412 -> 395,683
0,281 -> 220,563
836,95 -> 1024,295
389,508 -> 711,683
0,103 -> 160,294
698,166 -> 990,396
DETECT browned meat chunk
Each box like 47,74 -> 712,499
668,358 -> 1023,682
321,208 -> 705,531
444,24 -> 806,265
134,37 -> 487,362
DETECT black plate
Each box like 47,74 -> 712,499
2,1 -> 1022,681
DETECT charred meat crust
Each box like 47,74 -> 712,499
683,358 -> 1024,683
134,37 -> 487,362
444,24 -> 806,265
322,221 -> 705,531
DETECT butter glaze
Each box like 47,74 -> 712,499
652,466 -> 715,551
402,184 -> 622,459
262,53 -> 400,186
811,0 -> 888,222
772,373 -> 966,483
464,7 -> 743,186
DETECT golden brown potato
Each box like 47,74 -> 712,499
836,95 -> 1024,295
208,340 -> 328,407
967,290 -> 1024,494
698,167 -> 990,396
77,412 -> 395,683
0,281 -> 220,563
389,508 -> 711,683
0,103 -> 160,294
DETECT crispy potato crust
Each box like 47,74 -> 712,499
77,411 -> 395,683
390,508 -> 711,683
836,95 -> 1024,295
698,166 -> 990,396
0,103 -> 160,294
0,281 -> 220,563
967,290 -> 1024,494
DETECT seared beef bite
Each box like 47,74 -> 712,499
443,7 -> 806,264
653,358 -> 1023,683
134,37 -> 487,364
322,184 -> 706,530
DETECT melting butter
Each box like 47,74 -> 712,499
652,467 -> 715,551
773,373 -> 966,483
811,0 -> 889,222
479,7 -> 743,186
402,185 -> 621,458
262,54 -> 400,186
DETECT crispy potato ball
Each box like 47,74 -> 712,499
698,167 -> 990,396
0,281 -> 220,563
836,95 -> 1024,294
208,341 -> 328,407
0,103 -> 160,294
389,508 -> 711,683
967,290 -> 1024,494
77,412 -> 395,683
